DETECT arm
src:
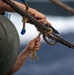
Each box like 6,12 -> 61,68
7,35 -> 41,75
0,0 -> 27,12
7,48 -> 29,75
0,0 -> 52,25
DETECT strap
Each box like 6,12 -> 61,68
21,1 -> 29,35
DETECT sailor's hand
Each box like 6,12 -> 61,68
28,7 -> 52,26
26,35 -> 41,55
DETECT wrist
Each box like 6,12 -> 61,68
24,46 -> 31,55
25,46 -> 33,55
24,48 -> 30,56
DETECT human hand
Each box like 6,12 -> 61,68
26,34 -> 41,55
28,7 -> 52,26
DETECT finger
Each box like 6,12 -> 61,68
35,42 -> 41,48
35,44 -> 40,48
34,36 -> 40,42
35,41 -> 41,45
38,19 -> 46,24
46,21 -> 52,26
35,46 -> 40,50
34,47 -> 40,51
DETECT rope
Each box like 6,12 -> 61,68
21,2 -> 29,35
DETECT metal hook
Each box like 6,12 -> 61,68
43,35 -> 57,46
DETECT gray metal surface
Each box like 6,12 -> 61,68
0,15 -> 20,75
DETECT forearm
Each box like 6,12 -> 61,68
0,0 -> 39,16
0,0 -> 27,13
8,47 -> 30,75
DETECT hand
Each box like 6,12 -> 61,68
28,7 -> 52,26
26,35 -> 41,55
